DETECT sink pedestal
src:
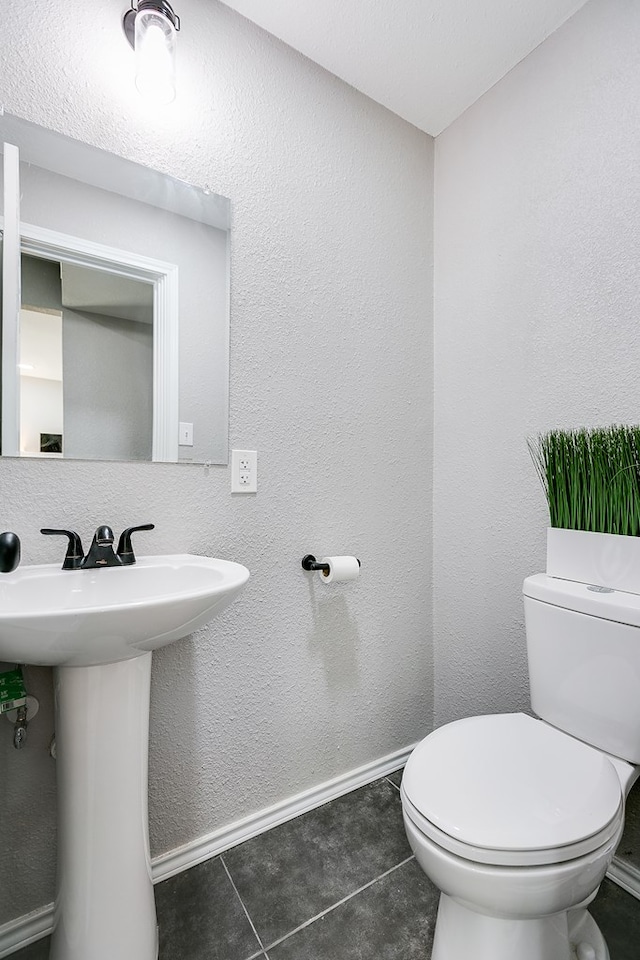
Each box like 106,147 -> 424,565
50,653 -> 157,960
0,554 -> 250,958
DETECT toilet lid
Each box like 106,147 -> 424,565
402,713 -> 623,866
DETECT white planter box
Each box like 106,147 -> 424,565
547,527 -> 640,595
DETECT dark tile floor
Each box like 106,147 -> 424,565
12,769 -> 640,960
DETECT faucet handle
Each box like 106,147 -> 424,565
41,529 -> 84,570
116,524 -> 155,566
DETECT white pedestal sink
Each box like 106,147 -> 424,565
0,555 -> 250,960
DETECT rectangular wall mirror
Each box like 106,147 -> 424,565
0,113 -> 231,464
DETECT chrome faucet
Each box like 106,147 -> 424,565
41,524 -> 154,570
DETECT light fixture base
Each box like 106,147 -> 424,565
122,1 -> 180,49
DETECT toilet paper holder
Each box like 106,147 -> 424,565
301,554 -> 361,574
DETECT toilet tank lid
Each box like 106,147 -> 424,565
523,573 -> 640,628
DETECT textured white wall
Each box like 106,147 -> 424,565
433,0 -> 640,726
0,0 -> 433,925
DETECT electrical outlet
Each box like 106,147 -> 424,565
231,449 -> 257,493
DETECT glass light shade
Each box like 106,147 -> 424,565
134,7 -> 177,104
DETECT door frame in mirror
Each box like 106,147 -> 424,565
1,217 -> 179,461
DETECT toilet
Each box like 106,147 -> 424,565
401,573 -> 640,960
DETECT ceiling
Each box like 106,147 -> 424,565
61,264 -> 153,325
219,0 -> 590,135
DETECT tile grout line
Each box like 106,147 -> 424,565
385,775 -> 401,792
220,855 -> 270,960
261,854 -> 416,954
238,947 -> 269,960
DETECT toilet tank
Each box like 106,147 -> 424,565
523,574 -> 640,764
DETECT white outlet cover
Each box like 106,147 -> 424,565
231,449 -> 257,493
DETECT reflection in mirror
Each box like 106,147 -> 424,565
21,254 -> 154,461
0,113 -> 231,464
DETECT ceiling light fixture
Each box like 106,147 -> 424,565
123,1 -> 180,105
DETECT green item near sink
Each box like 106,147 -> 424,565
0,666 -> 27,713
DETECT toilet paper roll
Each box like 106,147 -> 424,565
318,556 -> 360,584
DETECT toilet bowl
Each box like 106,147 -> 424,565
401,714 -> 631,960
400,573 -> 640,960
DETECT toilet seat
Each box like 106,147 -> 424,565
401,713 -> 623,867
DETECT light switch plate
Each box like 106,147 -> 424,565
179,422 -> 194,446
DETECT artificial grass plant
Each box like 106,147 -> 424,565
528,425 -> 640,536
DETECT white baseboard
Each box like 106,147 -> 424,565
0,744 -> 413,957
607,855 -> 640,901
0,907 -> 54,959
152,742 -> 414,883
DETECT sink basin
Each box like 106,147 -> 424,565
0,554 -> 250,666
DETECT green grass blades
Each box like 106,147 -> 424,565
528,425 -> 640,536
